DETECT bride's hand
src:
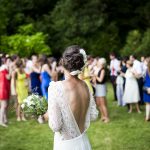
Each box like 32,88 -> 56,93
43,112 -> 49,121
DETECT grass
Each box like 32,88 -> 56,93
0,83 -> 150,150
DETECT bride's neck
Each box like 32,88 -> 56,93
64,70 -> 78,80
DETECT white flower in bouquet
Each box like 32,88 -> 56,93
34,95 -> 40,99
28,95 -> 34,101
21,103 -> 25,109
26,101 -> 32,107
30,101 -> 35,105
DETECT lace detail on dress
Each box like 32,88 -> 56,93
48,82 -> 63,132
48,81 -> 98,140
84,88 -> 99,130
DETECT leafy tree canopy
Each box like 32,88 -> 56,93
0,24 -> 51,57
0,0 -> 150,57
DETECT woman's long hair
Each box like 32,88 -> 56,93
39,55 -> 52,70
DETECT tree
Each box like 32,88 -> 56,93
137,29 -> 150,56
0,0 -> 150,57
49,0 -> 121,56
0,24 -> 51,57
121,30 -> 142,56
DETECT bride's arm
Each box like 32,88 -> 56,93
43,111 -> 48,121
48,83 -> 63,132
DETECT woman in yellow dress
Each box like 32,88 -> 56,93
15,59 -> 28,121
78,66 -> 94,94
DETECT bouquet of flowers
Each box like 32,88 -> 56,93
21,94 -> 48,119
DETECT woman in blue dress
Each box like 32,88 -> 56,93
40,55 -> 52,100
30,55 -> 42,96
143,57 -> 150,121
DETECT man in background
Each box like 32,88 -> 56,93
109,52 -> 120,101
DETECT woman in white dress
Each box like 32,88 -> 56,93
47,45 -> 98,150
123,60 -> 141,113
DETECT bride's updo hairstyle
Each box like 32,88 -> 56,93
62,45 -> 85,74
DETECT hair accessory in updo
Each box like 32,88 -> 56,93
79,49 -> 87,64
62,45 -> 87,76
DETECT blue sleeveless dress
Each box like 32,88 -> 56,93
30,72 -> 42,96
41,71 -> 51,100
143,71 -> 150,103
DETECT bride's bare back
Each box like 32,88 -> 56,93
62,78 -> 90,133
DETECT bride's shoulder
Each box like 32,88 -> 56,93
48,81 -> 63,93
49,81 -> 62,87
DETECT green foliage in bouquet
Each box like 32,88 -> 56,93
21,94 -> 48,116
35,97 -> 48,116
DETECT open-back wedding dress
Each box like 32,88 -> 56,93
48,81 -> 98,150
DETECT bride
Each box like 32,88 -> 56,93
47,45 -> 98,150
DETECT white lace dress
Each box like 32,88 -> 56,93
48,81 -> 98,150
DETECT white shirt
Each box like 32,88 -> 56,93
110,58 -> 120,76
141,62 -> 147,77
133,60 -> 143,77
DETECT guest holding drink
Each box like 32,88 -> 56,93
95,58 -> 109,123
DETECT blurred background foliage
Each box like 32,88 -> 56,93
0,24 -> 51,57
0,0 -> 150,57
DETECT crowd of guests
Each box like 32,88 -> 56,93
109,53 -> 150,118
79,53 -> 150,123
0,54 -> 63,127
0,52 -> 150,127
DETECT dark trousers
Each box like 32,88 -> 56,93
137,77 -> 144,105
110,75 -> 117,101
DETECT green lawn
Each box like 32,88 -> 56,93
0,83 -> 150,150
